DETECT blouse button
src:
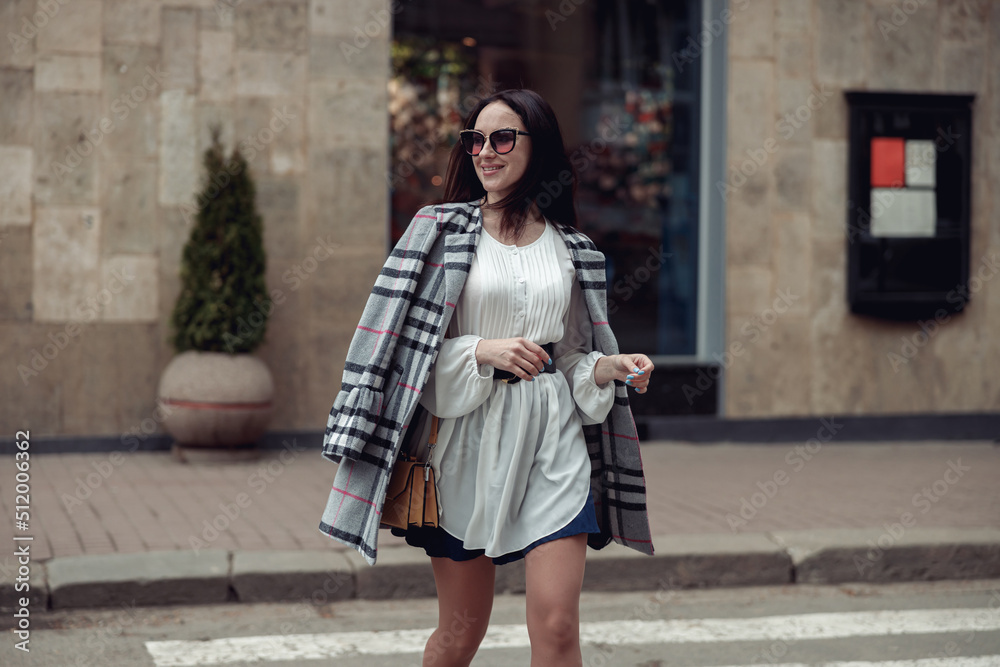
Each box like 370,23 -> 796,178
512,248 -> 519,255
518,277 -> 524,283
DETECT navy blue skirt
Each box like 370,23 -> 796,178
391,488 -> 600,565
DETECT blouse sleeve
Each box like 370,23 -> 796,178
418,334 -> 494,418
553,276 -> 615,425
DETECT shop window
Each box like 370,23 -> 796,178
391,0 -> 702,355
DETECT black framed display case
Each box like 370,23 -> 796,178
844,91 -> 974,320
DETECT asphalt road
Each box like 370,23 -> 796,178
3,579 -> 999,666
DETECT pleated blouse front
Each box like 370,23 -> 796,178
416,220 -> 616,557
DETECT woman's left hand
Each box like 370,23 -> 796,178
595,354 -> 654,393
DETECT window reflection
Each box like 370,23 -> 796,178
391,0 -> 701,355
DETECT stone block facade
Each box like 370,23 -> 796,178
1,0 -> 389,436
724,0 -> 1000,417
3,0 -> 995,438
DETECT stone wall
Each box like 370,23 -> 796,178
0,0 -> 390,437
724,0 -> 999,417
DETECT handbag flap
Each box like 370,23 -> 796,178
385,459 -> 419,503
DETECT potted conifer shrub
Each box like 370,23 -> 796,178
157,127 -> 275,461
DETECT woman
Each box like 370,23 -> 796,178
318,89 -> 654,667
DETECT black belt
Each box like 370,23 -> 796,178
493,342 -> 556,384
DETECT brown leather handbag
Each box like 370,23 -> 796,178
380,415 -> 440,530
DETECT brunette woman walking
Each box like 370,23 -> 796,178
318,89 -> 655,667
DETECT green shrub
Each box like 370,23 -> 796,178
171,127 -> 268,354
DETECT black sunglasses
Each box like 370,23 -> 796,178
459,128 -> 531,156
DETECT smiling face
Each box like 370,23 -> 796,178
471,101 -> 532,204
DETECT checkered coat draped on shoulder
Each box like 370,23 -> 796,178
318,201 -> 654,565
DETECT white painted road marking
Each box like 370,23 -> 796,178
145,607 -> 1000,666
716,660 -> 1000,667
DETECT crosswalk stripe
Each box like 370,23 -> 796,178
714,659 -> 999,667
144,607 -> 1000,666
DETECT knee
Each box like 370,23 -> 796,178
426,611 -> 487,663
538,609 -> 579,652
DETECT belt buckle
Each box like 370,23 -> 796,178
500,375 -> 520,384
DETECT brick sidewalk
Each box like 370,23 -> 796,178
1,441 -> 997,561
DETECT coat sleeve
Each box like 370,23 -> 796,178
322,209 -> 437,463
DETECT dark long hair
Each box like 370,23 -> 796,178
441,89 -> 578,239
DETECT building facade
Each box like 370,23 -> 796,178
1,0 -> 997,442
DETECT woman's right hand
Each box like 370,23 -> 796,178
474,337 -> 552,382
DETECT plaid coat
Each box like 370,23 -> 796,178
318,201 -> 654,565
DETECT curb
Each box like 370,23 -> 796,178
3,528 -> 999,612
45,550 -> 231,609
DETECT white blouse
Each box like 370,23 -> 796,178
416,220 -> 616,557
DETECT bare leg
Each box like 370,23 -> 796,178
423,555 -> 496,667
524,533 -> 587,667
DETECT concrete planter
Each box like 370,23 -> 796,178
157,351 -> 274,452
